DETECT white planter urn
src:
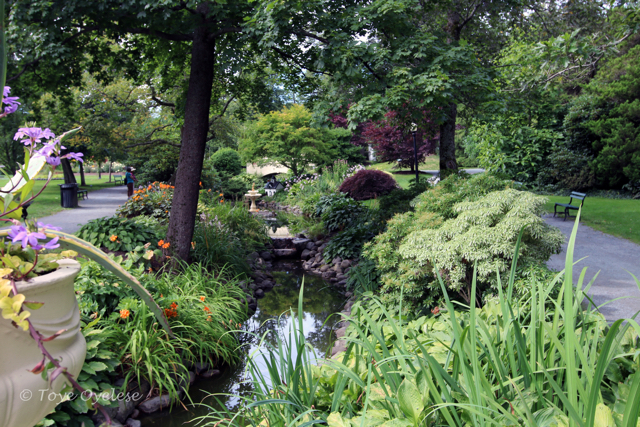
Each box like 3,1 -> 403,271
0,260 -> 86,427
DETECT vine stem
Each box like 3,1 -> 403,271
9,277 -> 113,426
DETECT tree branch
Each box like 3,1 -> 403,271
207,26 -> 243,41
149,85 -> 176,108
272,47 -> 331,75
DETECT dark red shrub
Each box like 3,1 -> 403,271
339,169 -> 399,201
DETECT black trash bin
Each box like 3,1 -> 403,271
59,183 -> 78,208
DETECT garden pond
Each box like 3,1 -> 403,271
139,267 -> 345,426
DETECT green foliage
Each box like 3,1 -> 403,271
240,105 -> 349,176
148,263 -> 247,367
199,202 -> 270,252
116,182 -> 174,222
277,212 -> 326,240
579,44 -> 640,188
191,216 -> 251,276
209,148 -> 243,177
364,173 -> 562,309
75,216 -> 160,252
345,259 -> 380,295
40,320 -> 120,427
320,197 -> 365,232
109,301 -> 188,402
0,240 -> 76,279
397,189 -> 563,307
75,260 -> 137,318
201,219 -> 640,427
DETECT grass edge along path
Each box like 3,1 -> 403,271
544,195 -> 640,245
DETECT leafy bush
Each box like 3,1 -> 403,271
191,215 -> 251,276
363,173 -> 562,309
116,182 -> 174,222
345,259 -> 381,294
339,169 -> 399,200
76,216 -> 160,252
41,320 -> 121,427
314,192 -> 349,217
75,260 -> 138,318
199,203 -> 270,251
210,148 -> 243,176
149,263 -> 247,367
320,196 -> 365,232
534,145 -> 596,191
396,189 -> 563,308
323,215 -> 383,261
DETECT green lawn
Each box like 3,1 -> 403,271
543,195 -> 640,244
368,156 -> 440,189
0,174 -> 120,219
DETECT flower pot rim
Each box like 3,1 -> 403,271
15,258 -> 80,293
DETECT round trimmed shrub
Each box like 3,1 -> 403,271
210,148 -> 242,176
338,169 -> 398,200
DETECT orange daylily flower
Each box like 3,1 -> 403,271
199,296 -> 205,302
109,235 -> 118,242
119,309 -> 130,319
204,306 -> 211,313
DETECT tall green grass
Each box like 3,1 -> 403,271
200,209 -> 640,427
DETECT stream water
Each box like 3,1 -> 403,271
140,267 -> 345,427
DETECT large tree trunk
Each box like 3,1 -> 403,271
60,158 -> 77,184
439,102 -> 458,177
166,19 -> 216,262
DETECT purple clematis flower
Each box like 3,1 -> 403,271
37,236 -> 60,250
8,225 -> 46,249
37,222 -> 61,231
14,127 -> 56,146
63,152 -> 84,163
45,156 -> 61,167
36,141 -> 59,158
2,86 -> 20,115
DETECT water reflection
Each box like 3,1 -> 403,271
140,269 -> 344,427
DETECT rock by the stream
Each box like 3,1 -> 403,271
138,394 -> 173,413
125,419 -> 142,427
300,249 -> 311,260
194,362 -> 210,375
201,369 -> 221,379
260,251 -> 273,261
254,289 -> 265,299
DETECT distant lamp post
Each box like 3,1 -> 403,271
410,123 -> 419,185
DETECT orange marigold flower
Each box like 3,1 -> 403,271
119,309 -> 130,319
158,240 -> 165,247
109,234 -> 118,242
170,302 -> 178,309
199,296 -> 205,302
219,193 -> 223,197
162,242 -> 170,249
204,306 -> 211,313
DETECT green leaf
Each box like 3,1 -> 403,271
398,379 -> 424,425
0,229 -> 174,338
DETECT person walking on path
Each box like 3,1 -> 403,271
125,167 -> 137,198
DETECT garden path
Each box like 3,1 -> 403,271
545,214 -> 640,322
35,185 -> 128,233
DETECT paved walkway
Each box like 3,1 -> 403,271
545,214 -> 640,322
421,168 -> 486,175
37,185 -> 128,233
